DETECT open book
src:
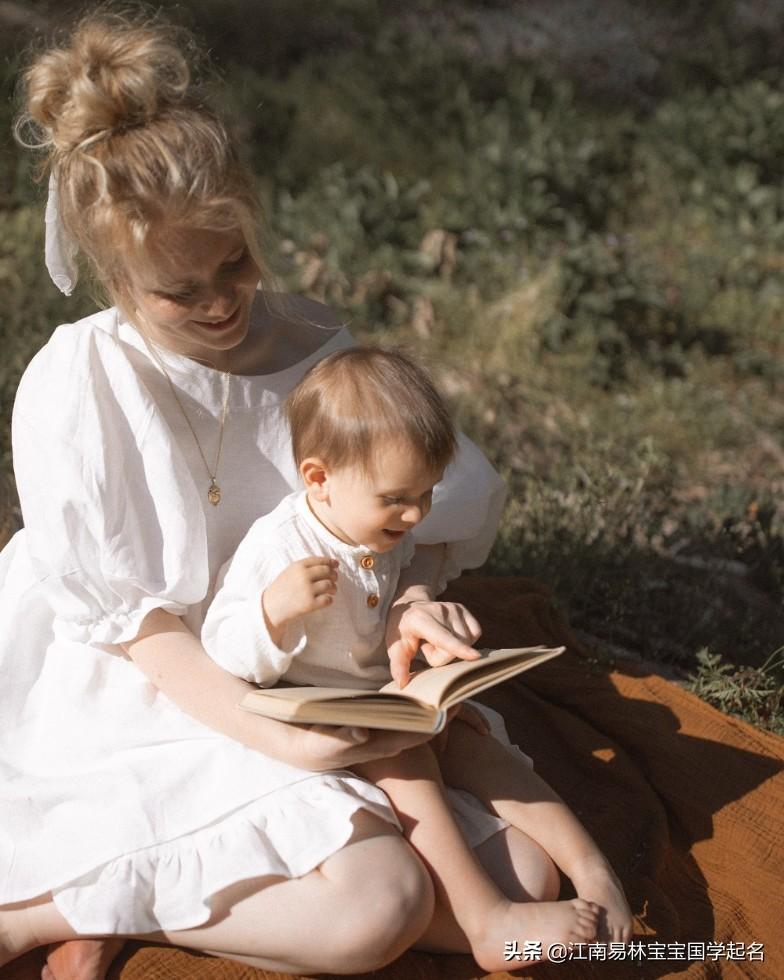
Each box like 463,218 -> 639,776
240,645 -> 564,733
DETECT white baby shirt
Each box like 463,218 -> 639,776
202,491 -> 415,690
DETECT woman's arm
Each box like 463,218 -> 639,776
393,542 -> 446,604
122,607 -> 434,771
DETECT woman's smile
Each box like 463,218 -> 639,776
129,228 -> 261,367
193,304 -> 242,331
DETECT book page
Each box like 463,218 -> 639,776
378,645 -> 564,707
247,685 -> 387,704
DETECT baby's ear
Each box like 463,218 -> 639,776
300,457 -> 329,499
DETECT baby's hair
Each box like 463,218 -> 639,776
286,347 -> 457,476
15,4 -> 272,309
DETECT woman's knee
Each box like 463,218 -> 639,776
327,839 -> 434,971
369,846 -> 434,958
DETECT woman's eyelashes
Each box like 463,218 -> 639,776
158,288 -> 198,304
152,280 -> 200,303
153,250 -> 250,302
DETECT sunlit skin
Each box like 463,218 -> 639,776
304,442 -> 443,554
128,227 -> 260,370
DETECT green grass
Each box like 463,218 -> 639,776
1,1 -> 782,732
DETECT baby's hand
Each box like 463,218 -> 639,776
417,602 -> 482,665
262,557 -> 338,640
387,600 -> 482,687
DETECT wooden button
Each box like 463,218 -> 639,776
366,593 -> 379,608
360,555 -> 375,569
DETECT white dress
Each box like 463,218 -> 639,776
0,296 -> 507,934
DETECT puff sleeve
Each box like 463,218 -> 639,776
11,323 -> 208,646
411,431 -> 507,592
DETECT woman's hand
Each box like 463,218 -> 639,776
385,599 -> 482,687
285,722 -> 437,772
289,702 -> 493,772
432,701 -> 491,754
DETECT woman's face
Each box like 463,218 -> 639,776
127,226 -> 260,368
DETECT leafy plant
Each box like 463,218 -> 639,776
684,648 -> 784,735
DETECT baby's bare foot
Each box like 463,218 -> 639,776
42,940 -> 125,980
572,861 -> 633,943
471,898 -> 599,972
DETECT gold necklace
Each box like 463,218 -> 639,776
142,336 -> 231,506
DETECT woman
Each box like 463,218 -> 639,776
1,9 -> 512,977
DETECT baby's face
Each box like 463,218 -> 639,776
314,442 -> 443,553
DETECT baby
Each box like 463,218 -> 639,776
202,347 -> 632,970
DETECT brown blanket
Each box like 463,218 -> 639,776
3,577 -> 782,980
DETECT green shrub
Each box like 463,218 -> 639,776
685,648 -> 784,735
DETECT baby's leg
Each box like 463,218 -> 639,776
436,715 -> 634,943
354,745 -> 599,972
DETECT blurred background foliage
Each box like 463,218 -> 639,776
1,0 -> 782,730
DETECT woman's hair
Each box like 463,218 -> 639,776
15,5 -> 271,309
286,347 -> 457,476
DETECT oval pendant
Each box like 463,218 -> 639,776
207,480 -> 221,506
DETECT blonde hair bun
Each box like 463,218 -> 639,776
23,12 -> 193,154
17,6 -> 272,310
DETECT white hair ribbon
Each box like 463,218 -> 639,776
44,172 -> 79,295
